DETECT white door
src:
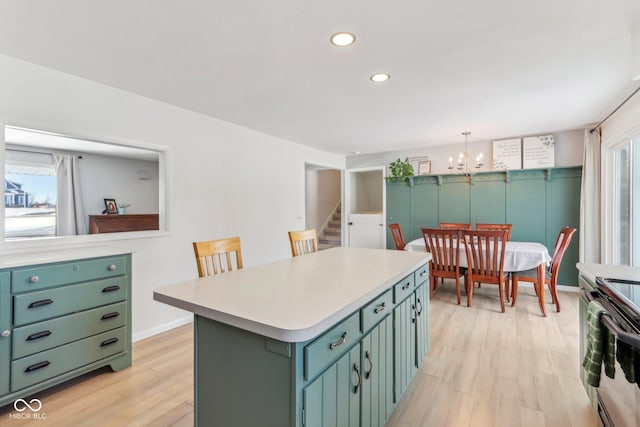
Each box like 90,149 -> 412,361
345,167 -> 386,248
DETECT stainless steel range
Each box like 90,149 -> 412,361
586,277 -> 640,427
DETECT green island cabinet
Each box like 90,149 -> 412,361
0,249 -> 132,407
154,247 -> 431,427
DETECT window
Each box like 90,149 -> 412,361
4,150 -> 57,239
611,136 -> 640,266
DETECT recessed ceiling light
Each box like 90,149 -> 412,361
370,73 -> 390,82
330,32 -> 356,47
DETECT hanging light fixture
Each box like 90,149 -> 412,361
448,131 -> 483,174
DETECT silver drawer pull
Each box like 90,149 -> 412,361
0,330 -> 10,338
26,330 -> 52,341
420,269 -> 427,277
329,332 -> 347,350
102,285 -> 121,293
25,360 -> 50,373
101,312 -> 120,320
28,299 -> 53,309
100,337 -> 119,347
29,276 -> 39,283
373,302 -> 386,314
402,282 -> 411,291
108,264 -> 117,271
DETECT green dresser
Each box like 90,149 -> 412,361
0,253 -> 132,407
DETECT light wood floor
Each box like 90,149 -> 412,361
0,282 -> 596,427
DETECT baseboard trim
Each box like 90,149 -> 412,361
133,315 -> 193,343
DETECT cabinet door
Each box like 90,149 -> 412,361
361,315 -> 394,427
415,283 -> 430,368
303,344 -> 361,427
394,294 -> 417,400
0,272 -> 10,396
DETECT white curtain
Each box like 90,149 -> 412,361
54,154 -> 87,236
579,129 -> 601,263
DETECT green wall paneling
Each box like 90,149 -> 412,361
385,167 -> 582,286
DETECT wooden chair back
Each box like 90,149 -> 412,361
461,229 -> 509,312
549,226 -> 577,282
388,223 -> 406,250
475,223 -> 513,240
439,223 -> 472,230
422,227 -> 468,304
192,237 -> 243,277
288,229 -> 318,257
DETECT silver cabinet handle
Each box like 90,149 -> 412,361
329,332 -> 347,350
353,363 -> 361,394
416,297 -> 423,316
29,276 -> 39,283
420,269 -> 427,277
0,330 -> 11,338
365,351 -> 373,379
108,264 -> 117,271
373,302 -> 386,314
402,282 -> 411,291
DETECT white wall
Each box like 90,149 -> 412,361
305,168 -> 341,233
0,54 -> 345,340
346,129 -> 585,172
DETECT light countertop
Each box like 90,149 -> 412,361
577,262 -> 640,283
154,247 -> 431,342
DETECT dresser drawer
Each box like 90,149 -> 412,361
393,273 -> 415,303
11,327 -> 125,391
12,255 -> 127,293
362,289 -> 392,333
13,277 -> 127,327
12,301 -> 127,359
304,311 -> 361,380
414,264 -> 429,286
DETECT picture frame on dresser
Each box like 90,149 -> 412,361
104,199 -> 118,215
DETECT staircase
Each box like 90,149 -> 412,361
318,204 -> 342,250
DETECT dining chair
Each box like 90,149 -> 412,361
511,226 -> 576,312
192,236 -> 243,277
439,223 -> 472,230
422,228 -> 468,304
388,223 -> 407,250
461,229 -> 509,312
475,223 -> 513,241
288,228 -> 318,257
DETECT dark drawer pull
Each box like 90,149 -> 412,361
26,330 -> 52,341
24,361 -> 50,373
402,282 -> 411,291
100,337 -> 119,347
102,285 -> 121,293
101,312 -> 120,320
27,299 -> 53,309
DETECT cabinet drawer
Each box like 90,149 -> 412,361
11,327 -> 125,391
12,301 -> 127,359
362,290 -> 392,333
13,277 -> 127,326
393,274 -> 415,303
12,255 -> 127,293
304,312 -> 361,380
414,264 -> 429,286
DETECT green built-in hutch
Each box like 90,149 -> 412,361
386,166 -> 581,286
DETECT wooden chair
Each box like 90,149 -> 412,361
422,228 -> 468,304
461,229 -> 509,312
511,226 -> 576,312
439,223 -> 472,230
192,236 -> 243,277
288,229 -> 318,257
388,223 -> 407,250
475,223 -> 513,241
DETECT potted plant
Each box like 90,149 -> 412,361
118,203 -> 131,215
387,158 -> 414,182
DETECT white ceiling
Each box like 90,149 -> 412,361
0,1 -> 639,154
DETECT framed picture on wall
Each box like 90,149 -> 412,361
408,156 -> 431,176
104,198 -> 118,215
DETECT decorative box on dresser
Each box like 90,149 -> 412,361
0,248 -> 132,407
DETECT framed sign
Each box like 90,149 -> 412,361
492,138 -> 522,170
408,157 -> 431,175
523,135 -> 554,169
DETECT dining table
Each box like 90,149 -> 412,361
405,237 -> 553,316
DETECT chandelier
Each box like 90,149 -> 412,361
448,131 -> 483,174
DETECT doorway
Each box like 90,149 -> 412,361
305,164 -> 343,250
345,167 -> 386,248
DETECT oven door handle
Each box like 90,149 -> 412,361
585,289 -> 640,350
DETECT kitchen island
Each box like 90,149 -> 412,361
154,247 -> 431,427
